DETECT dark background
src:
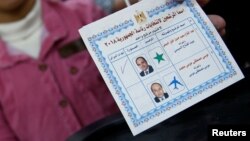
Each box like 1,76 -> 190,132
204,0 -> 249,71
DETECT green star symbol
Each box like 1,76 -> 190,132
154,52 -> 165,63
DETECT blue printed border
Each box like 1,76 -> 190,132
87,0 -> 236,127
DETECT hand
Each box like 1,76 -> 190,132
114,0 -> 226,36
177,0 -> 226,36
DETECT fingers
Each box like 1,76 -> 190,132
175,1 -> 226,36
208,15 -> 226,36
196,0 -> 210,7
176,0 -> 210,7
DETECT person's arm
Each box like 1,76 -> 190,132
0,106 -> 18,141
0,79 -> 18,141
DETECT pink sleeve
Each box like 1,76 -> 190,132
0,79 -> 18,141
62,0 -> 107,24
0,106 -> 18,141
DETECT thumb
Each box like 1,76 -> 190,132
208,14 -> 226,36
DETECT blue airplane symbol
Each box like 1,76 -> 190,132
168,76 -> 183,89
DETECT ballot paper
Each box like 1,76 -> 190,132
79,0 -> 244,135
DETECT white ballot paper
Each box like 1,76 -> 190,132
79,0 -> 244,135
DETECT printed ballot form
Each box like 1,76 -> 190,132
79,0 -> 244,135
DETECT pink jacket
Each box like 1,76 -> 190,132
0,0 -> 118,141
